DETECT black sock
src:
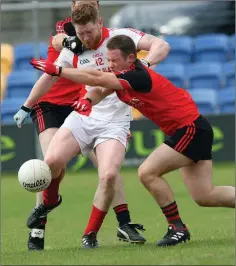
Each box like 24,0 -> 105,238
34,224 -> 46,230
113,204 -> 131,227
34,217 -> 47,230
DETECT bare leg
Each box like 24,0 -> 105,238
43,128 -> 81,206
88,151 -> 127,207
94,140 -> 126,211
83,139 -> 126,238
180,160 -> 235,208
88,149 -> 145,244
138,143 -> 193,247
36,128 -> 59,206
138,144 -> 192,208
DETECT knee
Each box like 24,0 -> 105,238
138,164 -> 155,185
194,198 -> 209,207
192,193 -> 212,207
44,154 -> 64,179
99,170 -> 117,188
44,153 -> 60,169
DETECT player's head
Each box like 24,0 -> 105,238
71,2 -> 102,50
106,35 -> 137,71
71,1 -> 99,12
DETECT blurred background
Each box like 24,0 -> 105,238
1,0 -> 235,172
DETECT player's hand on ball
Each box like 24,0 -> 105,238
72,98 -> 92,116
30,58 -> 62,76
62,36 -> 86,55
13,105 -> 31,128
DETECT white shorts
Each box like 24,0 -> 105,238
61,111 -> 131,155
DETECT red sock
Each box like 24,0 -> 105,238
84,205 -> 107,235
43,172 -> 63,206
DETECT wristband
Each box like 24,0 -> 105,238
21,105 -> 31,113
57,66 -> 62,76
140,59 -> 151,67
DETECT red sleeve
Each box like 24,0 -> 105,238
55,20 -> 67,34
46,35 -> 60,63
47,17 -> 72,63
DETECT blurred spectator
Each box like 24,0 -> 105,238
1,44 -> 14,100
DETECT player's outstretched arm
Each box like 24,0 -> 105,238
72,86 -> 113,113
137,34 -> 170,66
23,74 -> 58,108
13,73 -> 58,128
61,67 -> 123,91
30,58 -> 123,91
84,86 -> 114,105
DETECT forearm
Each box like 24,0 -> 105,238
61,68 -> 102,87
52,33 -> 68,52
60,67 -> 123,91
84,87 -> 106,105
24,74 -> 57,108
61,68 -> 112,104
144,40 -> 170,65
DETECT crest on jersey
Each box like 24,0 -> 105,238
128,97 -> 144,108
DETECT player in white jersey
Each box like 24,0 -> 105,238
55,28 -> 144,123
19,2 -> 170,248
14,1 -> 148,250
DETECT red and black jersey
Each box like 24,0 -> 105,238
116,60 -> 200,136
38,17 -> 85,105
53,16 -> 76,36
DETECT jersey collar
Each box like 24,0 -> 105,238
94,27 -> 109,50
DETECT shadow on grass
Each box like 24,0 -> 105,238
46,237 -> 235,253
3,237 -> 234,257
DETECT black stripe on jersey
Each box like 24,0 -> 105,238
53,17 -> 75,36
117,60 -> 152,93
63,22 -> 76,36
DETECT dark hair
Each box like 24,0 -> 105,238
72,2 -> 99,25
72,1 -> 99,3
107,35 -> 137,58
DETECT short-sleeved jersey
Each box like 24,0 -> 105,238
38,17 -> 85,105
56,27 -> 145,122
116,60 -> 200,136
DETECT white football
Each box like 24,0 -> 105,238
18,159 -> 52,192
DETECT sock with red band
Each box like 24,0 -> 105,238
84,205 -> 107,235
113,204 -> 131,227
161,201 -> 185,228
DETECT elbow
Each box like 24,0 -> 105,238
52,34 -> 67,52
166,42 -> 171,54
163,41 -> 171,57
52,37 -> 62,52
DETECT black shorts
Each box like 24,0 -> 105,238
30,102 -> 74,135
164,115 -> 214,162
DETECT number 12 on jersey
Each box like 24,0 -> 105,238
95,57 -> 104,66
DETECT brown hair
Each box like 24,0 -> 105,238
72,2 -> 99,25
107,35 -> 137,58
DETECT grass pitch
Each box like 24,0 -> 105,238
1,164 -> 235,265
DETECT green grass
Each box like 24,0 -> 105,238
1,164 -> 235,265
